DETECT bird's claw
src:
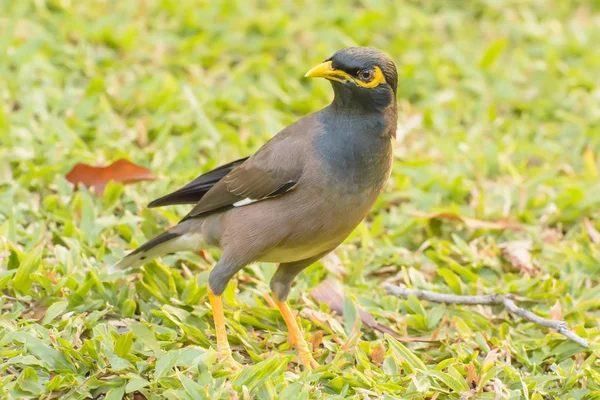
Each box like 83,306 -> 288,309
307,357 -> 319,370
298,353 -> 319,370
221,354 -> 243,371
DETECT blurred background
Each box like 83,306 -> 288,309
1,1 -> 600,399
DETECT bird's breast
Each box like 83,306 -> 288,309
312,114 -> 394,195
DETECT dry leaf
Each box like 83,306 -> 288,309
371,344 -> 386,365
584,218 -> 600,244
24,306 -> 48,321
311,279 -> 395,336
66,159 -> 157,195
430,314 -> 448,341
228,382 -> 238,400
412,211 -> 522,231
466,362 -> 478,388
550,300 -> 563,321
311,278 -> 431,342
481,349 -> 500,372
321,252 -> 348,279
500,240 -> 538,276
310,330 -> 324,350
342,326 -> 362,351
301,308 -> 344,337
541,227 -> 563,244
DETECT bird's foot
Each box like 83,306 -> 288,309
209,290 -> 243,371
220,353 -> 243,371
297,348 -> 319,370
305,356 -> 320,370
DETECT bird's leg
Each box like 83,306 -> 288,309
274,298 -> 319,370
270,256 -> 328,370
208,289 -> 242,370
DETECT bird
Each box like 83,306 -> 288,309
115,47 -> 398,370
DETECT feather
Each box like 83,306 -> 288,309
147,157 -> 249,208
113,231 -> 207,270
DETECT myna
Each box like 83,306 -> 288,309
116,47 -> 398,370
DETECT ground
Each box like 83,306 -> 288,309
1,0 -> 600,399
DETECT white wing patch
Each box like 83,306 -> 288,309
233,198 -> 257,207
232,181 -> 297,208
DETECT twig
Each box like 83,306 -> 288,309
385,284 -> 589,348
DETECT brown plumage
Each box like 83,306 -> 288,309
116,47 -> 398,370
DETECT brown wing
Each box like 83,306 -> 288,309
181,119 -> 310,220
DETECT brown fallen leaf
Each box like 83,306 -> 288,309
584,218 -> 600,244
412,211 -> 522,231
228,383 -> 238,400
430,314 -> 449,341
311,278 -> 432,342
371,344 -> 386,365
23,306 -> 48,321
321,252 -> 348,279
541,227 -> 563,244
66,159 -> 157,195
466,362 -> 478,388
342,326 -> 362,351
310,330 -> 324,350
500,240 -> 538,276
481,348 -> 500,372
550,300 -> 563,321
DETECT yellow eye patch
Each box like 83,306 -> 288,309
353,66 -> 386,88
305,61 -> 387,89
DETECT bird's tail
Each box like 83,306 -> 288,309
113,228 -> 204,270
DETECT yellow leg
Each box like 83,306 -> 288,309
275,298 -> 319,370
208,290 -> 242,370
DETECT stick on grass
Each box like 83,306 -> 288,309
385,284 -> 589,348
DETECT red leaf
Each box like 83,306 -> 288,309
66,159 -> 157,195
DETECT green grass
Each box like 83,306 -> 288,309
2,0 -> 600,398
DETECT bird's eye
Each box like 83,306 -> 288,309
358,69 -> 374,81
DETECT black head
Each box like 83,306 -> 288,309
305,47 -> 398,112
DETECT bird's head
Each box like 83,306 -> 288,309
305,47 -> 398,112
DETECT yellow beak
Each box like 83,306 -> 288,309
304,61 -> 350,83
